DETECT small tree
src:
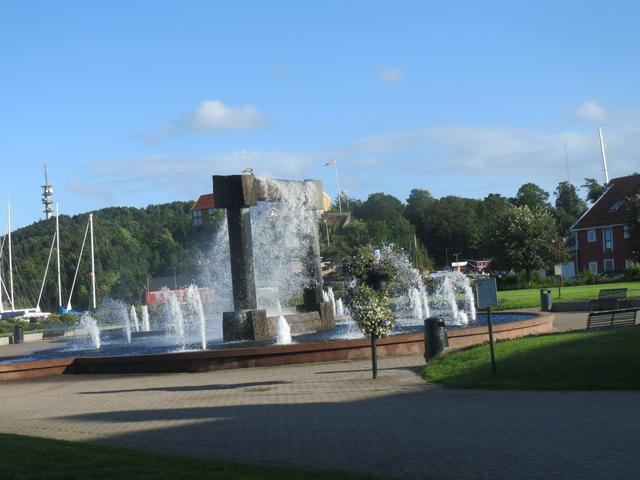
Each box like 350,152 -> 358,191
342,246 -> 397,378
490,204 -> 558,281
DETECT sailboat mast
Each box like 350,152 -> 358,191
89,213 -> 96,310
598,126 -> 610,184
7,203 -> 14,310
56,203 -> 63,311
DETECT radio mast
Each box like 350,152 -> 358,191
42,164 -> 54,220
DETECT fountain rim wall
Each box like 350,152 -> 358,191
0,311 -> 553,381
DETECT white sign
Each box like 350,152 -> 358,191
476,278 -> 498,309
554,264 -> 563,276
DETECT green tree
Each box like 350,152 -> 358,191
490,204 -> 558,281
512,183 -> 550,210
554,181 -> 587,218
477,193 -> 511,257
582,177 -> 607,204
553,181 -> 587,235
353,193 -> 405,223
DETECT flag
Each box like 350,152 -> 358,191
324,159 -> 336,167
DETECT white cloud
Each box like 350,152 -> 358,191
90,151 -> 314,198
376,67 -> 403,84
574,100 -> 607,122
143,99 -> 266,142
187,100 -> 265,132
329,103 -> 639,186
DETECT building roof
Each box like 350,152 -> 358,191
191,193 -> 215,212
147,275 -> 198,291
572,173 -> 640,230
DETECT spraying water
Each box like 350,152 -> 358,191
430,271 -> 475,325
336,298 -> 344,316
141,305 -> 150,332
275,300 -> 292,344
79,312 -> 101,349
129,305 -> 140,332
327,287 -> 336,316
185,284 -> 207,350
163,291 -> 186,350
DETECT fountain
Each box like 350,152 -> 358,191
163,292 -> 186,350
211,174 -> 334,341
185,284 -> 207,350
141,305 -> 150,332
129,305 -> 140,332
430,271 -> 477,325
79,312 -> 101,349
0,173 -> 551,382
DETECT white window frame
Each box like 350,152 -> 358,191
588,261 -> 598,274
602,228 -> 613,252
603,258 -> 615,272
587,229 -> 596,242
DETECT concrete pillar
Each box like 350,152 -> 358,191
226,206 -> 257,310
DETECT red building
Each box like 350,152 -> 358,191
571,173 -> 640,275
191,193 -> 216,226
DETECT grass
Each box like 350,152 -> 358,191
423,326 -> 640,390
0,433 -> 382,480
496,280 -> 640,310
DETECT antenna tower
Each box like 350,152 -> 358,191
42,164 -> 54,220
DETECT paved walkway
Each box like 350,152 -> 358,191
1,355 -> 639,479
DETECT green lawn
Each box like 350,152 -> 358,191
0,434 -> 382,480
496,281 -> 640,310
424,326 -> 640,390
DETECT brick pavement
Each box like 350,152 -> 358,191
0,354 -> 639,479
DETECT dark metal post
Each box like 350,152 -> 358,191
371,334 -> 378,379
486,307 -> 496,375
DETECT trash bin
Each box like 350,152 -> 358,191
540,288 -> 552,311
13,324 -> 24,344
424,317 -> 449,361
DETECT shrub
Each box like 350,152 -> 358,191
625,263 -> 640,281
347,284 -> 394,338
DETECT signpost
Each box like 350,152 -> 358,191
476,278 -> 498,375
554,264 -> 563,298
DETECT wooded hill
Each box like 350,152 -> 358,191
2,202 -> 223,311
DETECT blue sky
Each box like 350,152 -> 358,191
1,1 -> 639,228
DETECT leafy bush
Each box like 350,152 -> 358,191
625,263 -> 640,281
341,246 -> 398,287
347,284 -> 394,338
0,319 -> 31,336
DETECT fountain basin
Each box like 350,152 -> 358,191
0,312 -> 553,381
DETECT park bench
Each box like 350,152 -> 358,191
589,288 -> 628,311
586,308 -> 638,329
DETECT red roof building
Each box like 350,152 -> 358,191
571,173 -> 640,275
191,194 -> 215,226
